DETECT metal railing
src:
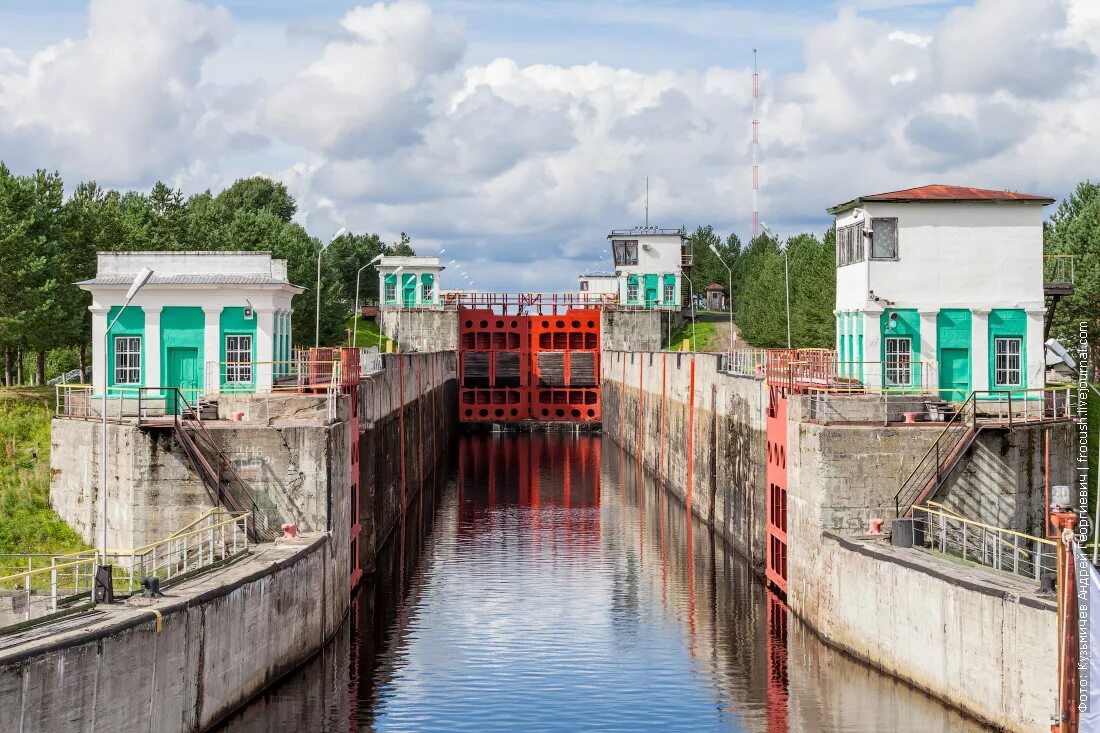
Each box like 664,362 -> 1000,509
97,510 -> 250,595
894,392 -> 978,517
0,553 -> 99,630
1044,254 -> 1075,286
911,504 -> 1055,583
719,348 -> 768,377
894,387 -> 1076,516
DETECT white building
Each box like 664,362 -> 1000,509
577,272 -> 618,296
828,185 -> 1054,399
377,256 -> 444,309
606,227 -> 689,308
79,252 -> 303,407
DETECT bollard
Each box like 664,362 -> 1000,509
903,411 -> 918,424
868,518 -> 884,534
281,523 -> 298,539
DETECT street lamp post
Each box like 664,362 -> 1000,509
353,254 -> 385,348
708,241 -> 735,357
391,266 -> 405,352
316,227 -> 347,349
100,266 -> 154,585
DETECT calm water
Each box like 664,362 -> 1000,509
220,433 -> 989,733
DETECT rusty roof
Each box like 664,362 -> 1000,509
828,185 -> 1055,214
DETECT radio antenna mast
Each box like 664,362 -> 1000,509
752,48 -> 760,239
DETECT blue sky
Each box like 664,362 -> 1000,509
0,0 -> 1095,290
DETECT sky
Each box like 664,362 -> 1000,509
1,0 -> 1098,291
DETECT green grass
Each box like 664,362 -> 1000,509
666,320 -> 721,352
346,316 -> 397,350
0,389 -> 87,555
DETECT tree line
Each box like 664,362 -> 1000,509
685,224 -> 837,348
1045,180 -> 1100,370
0,166 -> 413,386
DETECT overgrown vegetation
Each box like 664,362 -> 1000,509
666,320 -> 721,352
0,389 -> 86,554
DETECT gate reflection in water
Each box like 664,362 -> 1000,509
220,434 -> 990,732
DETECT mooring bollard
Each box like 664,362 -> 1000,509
281,523 -> 298,539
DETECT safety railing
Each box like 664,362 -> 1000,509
97,510 -> 250,595
971,387 -> 1075,424
894,393 -> 978,517
911,503 -> 1055,584
444,291 -> 619,315
204,355 -> 349,395
805,389 -> 940,425
0,553 -> 99,631
720,348 -> 768,377
1044,254 -> 1075,287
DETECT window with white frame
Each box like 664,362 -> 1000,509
225,334 -> 253,383
664,282 -> 675,302
422,281 -> 433,302
884,336 -> 912,386
114,336 -> 141,384
626,279 -> 639,303
384,281 -> 396,302
579,280 -> 589,292
871,218 -> 898,259
994,337 -> 1022,386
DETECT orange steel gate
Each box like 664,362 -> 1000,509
458,307 -> 601,423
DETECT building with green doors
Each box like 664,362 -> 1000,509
603,227 -> 689,310
377,256 -> 445,309
79,252 -> 304,409
828,185 -> 1054,399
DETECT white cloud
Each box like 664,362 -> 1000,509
2,0 -> 1099,290
0,0 -> 236,185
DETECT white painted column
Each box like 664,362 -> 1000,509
971,308 -> 990,393
203,306 -> 222,394
918,309 -> 938,391
1025,307 -> 1046,389
90,305 -> 108,396
255,308 -> 276,393
863,305 -> 883,387
144,306 -> 162,391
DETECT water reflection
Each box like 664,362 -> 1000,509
221,433 -> 989,732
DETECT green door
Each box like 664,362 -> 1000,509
938,349 -> 970,403
644,274 -> 659,309
936,309 -> 972,402
402,274 -> 417,308
166,347 -> 199,415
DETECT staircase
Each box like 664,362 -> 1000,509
145,389 -> 275,542
894,393 -> 979,517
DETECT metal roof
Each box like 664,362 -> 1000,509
828,185 -> 1055,214
77,274 -> 300,287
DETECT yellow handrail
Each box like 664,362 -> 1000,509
0,556 -> 96,585
913,504 -> 1055,547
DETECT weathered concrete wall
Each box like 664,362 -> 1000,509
797,534 -> 1055,733
0,536 -> 347,733
359,352 -> 458,565
50,419 -> 216,550
601,351 -> 769,569
600,309 -> 680,351
379,309 -> 459,352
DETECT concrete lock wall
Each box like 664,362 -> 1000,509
601,351 -> 770,569
0,535 -> 346,733
31,351 -> 459,733
359,352 -> 458,565
379,310 -> 459,352
600,309 -> 680,351
800,534 -> 1056,732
